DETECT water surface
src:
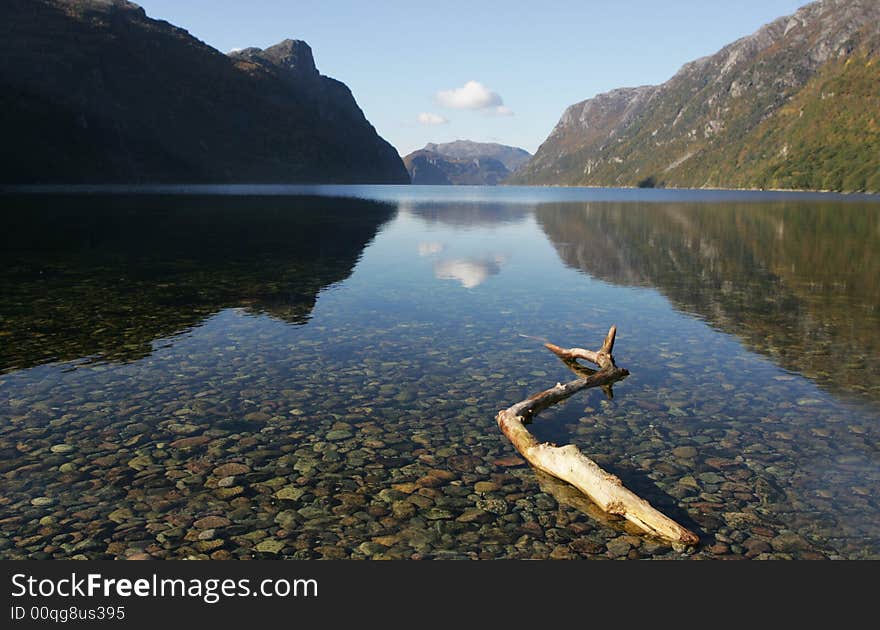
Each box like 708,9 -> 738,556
1,186 -> 877,559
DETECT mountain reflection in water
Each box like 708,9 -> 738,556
536,201 -> 880,404
0,194 -> 394,372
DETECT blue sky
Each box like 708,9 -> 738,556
133,0 -> 808,156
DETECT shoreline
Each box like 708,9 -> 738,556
0,182 -> 880,201
498,181 -> 880,196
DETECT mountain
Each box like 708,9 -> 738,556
403,141 -> 532,185
510,0 -> 880,193
423,141 -> 532,171
403,150 -> 510,185
0,0 -> 408,184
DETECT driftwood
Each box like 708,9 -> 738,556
496,325 -> 699,546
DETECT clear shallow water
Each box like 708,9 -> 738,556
0,187 -> 878,559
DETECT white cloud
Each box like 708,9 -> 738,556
435,81 -> 512,115
417,112 -> 449,126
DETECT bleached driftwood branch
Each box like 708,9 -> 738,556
496,325 -> 699,546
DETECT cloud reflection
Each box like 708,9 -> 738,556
434,255 -> 507,288
418,241 -> 445,256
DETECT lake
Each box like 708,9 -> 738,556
1,185 -> 878,559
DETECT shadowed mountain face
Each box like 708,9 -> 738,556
0,194 -> 394,372
536,201 -> 880,404
0,0 -> 409,184
512,0 -> 880,192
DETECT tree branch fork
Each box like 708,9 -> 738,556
496,325 -> 699,546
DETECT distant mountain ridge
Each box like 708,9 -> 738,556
510,0 -> 880,192
423,141 -> 532,172
403,140 -> 532,185
0,0 -> 409,184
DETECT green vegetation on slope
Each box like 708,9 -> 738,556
716,52 -> 880,192
511,1 -> 879,193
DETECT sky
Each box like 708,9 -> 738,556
132,0 -> 808,156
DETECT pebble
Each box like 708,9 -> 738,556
358,542 -> 387,556
407,494 -> 433,509
492,456 -> 525,467
672,446 -> 698,459
274,510 -> 299,529
456,508 -> 491,523
391,501 -> 416,519
723,512 -> 757,528
194,516 -> 231,530
571,539 -> 603,554
550,545 -> 576,560
326,429 -> 353,441
708,542 -> 730,554
606,537 -> 632,557
169,435 -> 212,449
126,553 -> 152,561
476,498 -> 508,515
297,506 -> 326,519
770,532 -> 811,553
244,412 -> 271,422
474,481 -> 501,493
744,538 -> 771,556
678,475 -> 699,488
255,539 -> 285,554
215,486 -> 243,499
391,482 -> 419,494
127,456 -> 152,470
275,486 -> 305,501
698,472 -> 725,485
108,508 -> 134,524
212,463 -> 249,477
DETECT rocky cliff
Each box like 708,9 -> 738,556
511,0 -> 879,192
0,0 -> 409,184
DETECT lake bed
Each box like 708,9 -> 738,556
1,186 -> 877,559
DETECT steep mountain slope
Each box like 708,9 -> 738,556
403,141 -> 531,185
0,0 -> 408,184
511,0 -> 879,192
